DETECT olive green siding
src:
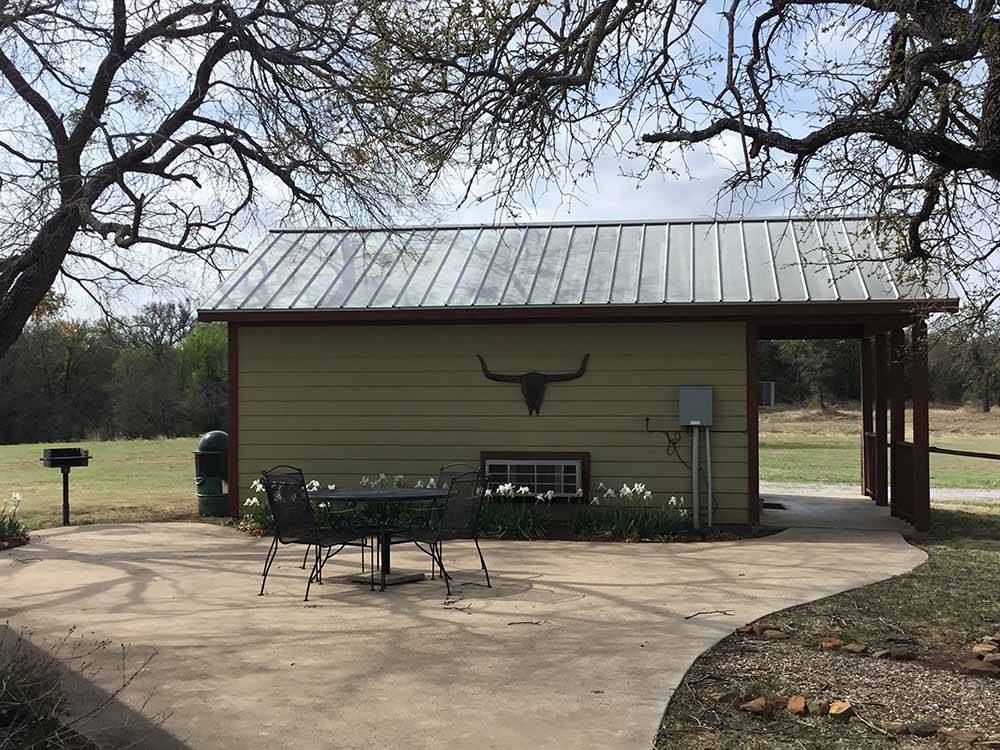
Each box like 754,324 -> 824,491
237,322 -> 749,523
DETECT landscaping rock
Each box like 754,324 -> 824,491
763,629 -> 790,641
972,643 -> 998,655
740,697 -> 768,714
807,700 -> 830,717
984,653 -> 1000,665
737,625 -> 754,634
872,648 -> 891,659
844,642 -> 867,654
906,720 -> 939,737
828,700 -> 854,718
888,645 -> 917,660
752,623 -> 777,636
820,637 -> 842,650
940,728 -> 982,744
880,720 -> 908,734
786,695 -> 807,715
961,659 -> 1000,676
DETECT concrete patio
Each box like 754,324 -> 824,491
1,523 -> 926,749
760,489 -> 916,532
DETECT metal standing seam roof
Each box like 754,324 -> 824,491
199,217 -> 953,313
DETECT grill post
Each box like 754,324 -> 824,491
61,466 -> 71,526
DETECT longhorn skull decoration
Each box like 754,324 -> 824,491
475,354 -> 590,415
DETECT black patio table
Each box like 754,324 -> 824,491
311,487 -> 448,588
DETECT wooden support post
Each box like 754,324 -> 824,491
912,320 -> 930,531
227,322 -> 240,517
746,322 -> 760,526
889,329 -> 906,516
874,332 -> 889,507
860,337 -> 875,497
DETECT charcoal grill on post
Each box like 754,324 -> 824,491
40,448 -> 91,525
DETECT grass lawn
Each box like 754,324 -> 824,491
657,501 -> 1000,748
1,438 -> 199,530
761,404 -> 1000,488
3,403 -> 1000,530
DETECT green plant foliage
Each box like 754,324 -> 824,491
0,492 -> 29,548
478,497 -> 692,542
573,503 -> 689,541
479,499 -> 551,539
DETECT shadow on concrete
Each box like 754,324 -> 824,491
0,622 -> 192,750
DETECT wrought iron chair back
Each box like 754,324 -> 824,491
437,463 -> 479,492
438,471 -> 487,539
261,466 -> 317,546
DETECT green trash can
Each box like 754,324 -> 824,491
194,430 -> 229,517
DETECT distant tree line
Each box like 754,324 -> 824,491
0,298 -> 227,444
761,317 -> 1000,412
3,303 -> 998,446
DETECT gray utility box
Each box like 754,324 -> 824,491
678,386 -> 713,427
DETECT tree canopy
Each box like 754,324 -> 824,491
2,0 -> 997,363
0,0 -> 501,358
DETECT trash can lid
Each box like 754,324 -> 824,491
196,430 -> 229,452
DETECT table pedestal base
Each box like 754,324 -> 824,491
350,571 -> 426,587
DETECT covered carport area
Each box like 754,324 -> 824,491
748,305 -> 956,532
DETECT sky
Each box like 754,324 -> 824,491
65,134 -> 791,319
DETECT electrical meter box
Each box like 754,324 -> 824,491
678,386 -> 713,427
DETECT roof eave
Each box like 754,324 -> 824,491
198,298 -> 959,325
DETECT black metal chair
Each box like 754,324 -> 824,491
406,471 -> 491,596
259,466 -> 375,600
425,463 -> 481,579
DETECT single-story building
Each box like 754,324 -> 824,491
197,217 -> 956,530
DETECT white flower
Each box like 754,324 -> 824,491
306,480 -> 320,492
633,483 -> 646,493
668,496 -> 679,507
590,497 -> 601,505
575,489 -> 583,498
516,485 -> 532,496
597,482 -> 607,490
497,482 -> 515,496
484,488 -> 493,497
545,490 -> 555,501
620,484 -> 633,497
360,475 -> 371,487
250,479 -> 264,493
378,473 -> 388,482
604,488 -> 617,499
393,474 -> 405,486
318,502 -> 328,509
415,480 -> 425,488
327,484 -> 336,491
244,497 -> 260,507
427,478 -> 436,488
643,490 -> 653,501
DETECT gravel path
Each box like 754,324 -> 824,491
761,481 -> 1000,503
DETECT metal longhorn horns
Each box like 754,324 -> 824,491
475,354 -> 590,415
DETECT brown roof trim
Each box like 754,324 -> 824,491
198,299 -> 958,325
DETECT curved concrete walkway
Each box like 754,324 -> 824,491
0,524 -> 925,750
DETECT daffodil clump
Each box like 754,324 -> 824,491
0,491 -> 29,548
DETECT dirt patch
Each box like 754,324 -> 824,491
656,502 -> 1000,749
761,402 -> 1000,436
